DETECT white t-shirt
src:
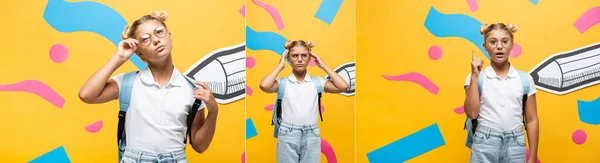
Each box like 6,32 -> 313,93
112,66 -> 206,153
277,73 -> 327,125
464,64 -> 536,131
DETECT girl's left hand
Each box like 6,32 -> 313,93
193,81 -> 218,112
310,51 -> 325,69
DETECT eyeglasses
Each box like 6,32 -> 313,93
137,26 -> 168,46
486,39 -> 512,47
289,53 -> 309,61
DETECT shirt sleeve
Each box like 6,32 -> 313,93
320,77 -> 328,92
527,74 -> 537,96
464,73 -> 473,87
111,73 -> 126,93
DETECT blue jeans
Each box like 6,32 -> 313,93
276,121 -> 321,163
470,125 -> 526,163
120,147 -> 187,163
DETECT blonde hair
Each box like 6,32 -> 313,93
479,23 -> 518,41
284,40 -> 315,51
121,11 -> 169,40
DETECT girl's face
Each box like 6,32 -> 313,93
287,46 -> 310,72
484,29 -> 513,64
134,21 -> 173,63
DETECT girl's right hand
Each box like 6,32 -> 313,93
471,50 -> 483,76
278,49 -> 288,70
116,38 -> 138,61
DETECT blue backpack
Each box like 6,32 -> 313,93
464,70 -> 530,148
271,76 -> 324,138
117,71 -> 203,161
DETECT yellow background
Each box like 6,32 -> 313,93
357,0 -> 600,162
245,0 -> 355,162
0,0 -> 245,162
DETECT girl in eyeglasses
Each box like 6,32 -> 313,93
464,23 -> 539,163
78,11 -> 218,162
259,40 -> 349,163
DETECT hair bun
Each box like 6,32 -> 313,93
507,23 -> 518,33
284,40 -> 293,49
306,40 -> 315,48
121,25 -> 131,40
479,24 -> 491,35
151,11 -> 168,21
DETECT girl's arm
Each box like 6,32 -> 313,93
525,95 -> 539,163
190,82 -> 219,154
464,51 -> 483,119
78,39 -> 138,104
259,49 -> 288,93
310,51 -> 348,93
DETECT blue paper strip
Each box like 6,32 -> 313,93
529,0 -> 539,5
246,26 -> 287,56
578,98 -> 600,125
29,146 -> 71,163
315,0 -> 343,24
367,123 -> 445,163
424,7 -> 488,59
246,118 -> 258,139
43,0 -> 147,69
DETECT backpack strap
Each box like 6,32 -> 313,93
274,78 -> 287,125
311,76 -> 324,122
272,78 -> 287,138
519,71 -> 530,94
477,72 -> 484,97
277,78 -> 287,102
181,75 -> 203,144
117,71 -> 137,161
517,70 -> 530,130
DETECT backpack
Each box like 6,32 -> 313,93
271,76 -> 324,138
464,70 -> 530,148
117,71 -> 203,161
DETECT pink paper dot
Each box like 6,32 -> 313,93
246,57 -> 256,68
239,5 -> 245,17
428,46 -> 443,60
246,85 -> 253,95
85,120 -> 103,133
572,129 -> 587,145
241,151 -> 245,163
510,43 -> 522,58
454,106 -> 465,114
466,0 -> 479,12
265,104 -> 274,111
320,104 -> 325,113
309,58 -> 317,66
49,44 -> 68,63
